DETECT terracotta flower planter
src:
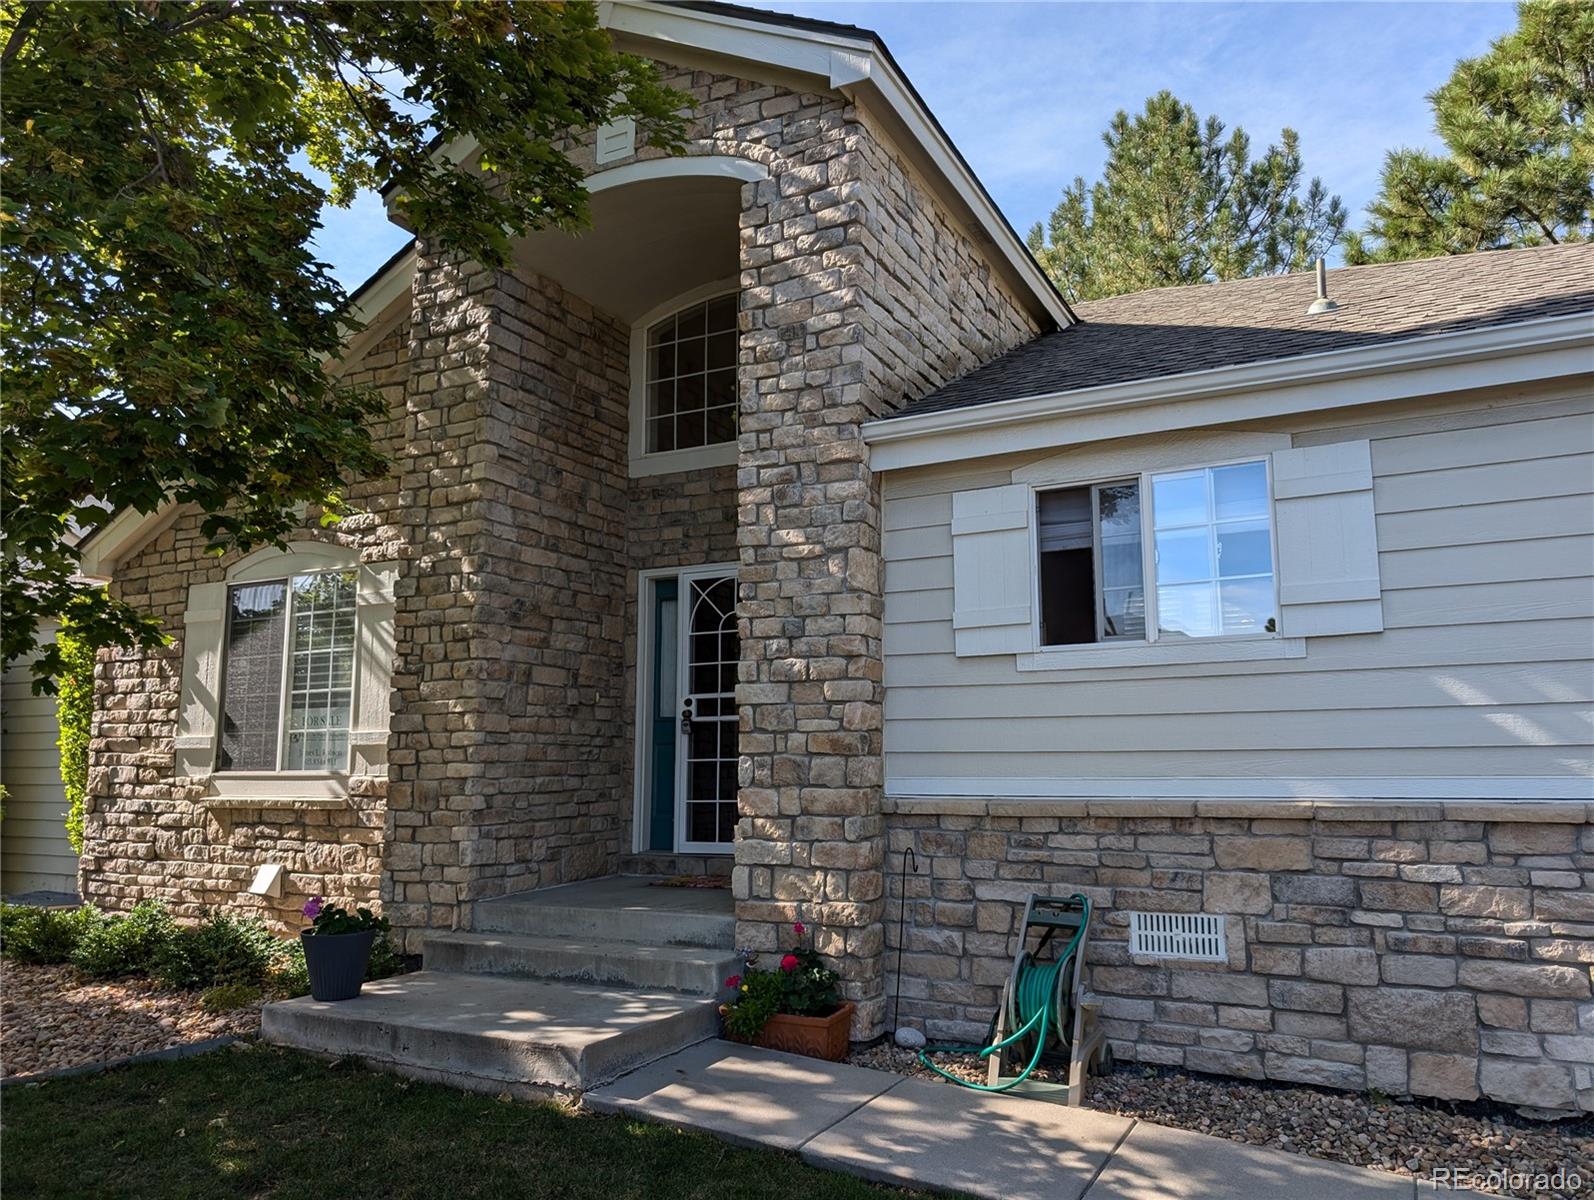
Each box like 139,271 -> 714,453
748,1002 -> 856,1062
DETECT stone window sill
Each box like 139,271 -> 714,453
198,771 -> 349,810
198,796 -> 350,812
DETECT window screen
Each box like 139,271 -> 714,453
218,581 -> 289,771
1038,481 -> 1144,646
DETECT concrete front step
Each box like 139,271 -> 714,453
261,971 -> 721,1094
425,930 -> 740,996
471,877 -> 735,949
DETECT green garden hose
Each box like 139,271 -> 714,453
915,896 -> 1090,1093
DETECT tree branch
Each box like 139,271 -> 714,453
1,0 -> 46,72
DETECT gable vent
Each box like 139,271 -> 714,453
595,116 -> 636,165
1128,911 -> 1227,962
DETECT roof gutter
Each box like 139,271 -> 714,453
862,311 -> 1594,471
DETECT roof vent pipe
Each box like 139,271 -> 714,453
1306,258 -> 1339,314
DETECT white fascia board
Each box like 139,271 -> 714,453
601,1 -> 1070,328
337,247 -> 417,363
850,49 -> 1070,328
864,312 -> 1594,472
374,2 -> 1070,327
346,247 -> 416,331
76,506 -> 182,582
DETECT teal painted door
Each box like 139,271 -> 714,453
647,578 -> 678,852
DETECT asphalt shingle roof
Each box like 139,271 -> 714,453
895,243 -> 1594,420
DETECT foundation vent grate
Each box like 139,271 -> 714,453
1127,911 -> 1226,962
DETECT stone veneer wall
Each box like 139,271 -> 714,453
885,798 -> 1594,1114
384,258 -> 631,949
78,321 -> 411,931
729,75 -> 1042,1037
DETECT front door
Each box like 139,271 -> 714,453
641,566 -> 739,855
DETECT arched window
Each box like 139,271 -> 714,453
643,291 -> 737,454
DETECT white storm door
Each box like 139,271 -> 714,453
675,568 -> 739,854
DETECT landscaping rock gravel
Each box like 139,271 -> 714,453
1,963 -> 262,1079
848,1044 -> 1592,1200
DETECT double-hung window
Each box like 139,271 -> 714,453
217,570 -> 358,773
1037,460 -> 1276,647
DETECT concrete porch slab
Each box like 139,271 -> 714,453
1081,1120 -> 1416,1199
486,875 -> 733,916
424,930 -> 741,996
585,1039 -> 902,1151
472,876 -> 734,948
261,970 -> 719,1093
799,1075 -> 1133,1200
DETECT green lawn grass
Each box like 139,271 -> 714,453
2,1043 -> 926,1200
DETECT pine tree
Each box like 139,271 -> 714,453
1027,91 -> 1346,302
1347,0 -> 1593,262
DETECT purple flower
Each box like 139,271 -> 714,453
303,896 -> 324,920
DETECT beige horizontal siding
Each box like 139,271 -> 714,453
1,651 -> 77,895
880,388 -> 1594,794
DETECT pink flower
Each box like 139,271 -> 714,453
302,896 -> 323,920
792,921 -> 805,936
780,953 -> 799,973
724,974 -> 742,989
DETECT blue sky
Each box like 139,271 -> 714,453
312,0 -> 1517,291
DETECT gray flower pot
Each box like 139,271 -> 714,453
301,929 -> 376,1002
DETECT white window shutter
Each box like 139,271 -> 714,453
175,581 -> 227,777
1271,440 -> 1384,637
350,563 -> 399,775
951,483 -> 1034,656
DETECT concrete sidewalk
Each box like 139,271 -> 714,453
585,1041 -> 1490,1200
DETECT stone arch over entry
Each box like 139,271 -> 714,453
585,154 -> 770,194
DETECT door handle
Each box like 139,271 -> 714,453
680,698 -> 694,737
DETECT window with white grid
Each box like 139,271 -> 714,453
217,569 -> 357,773
644,293 -> 737,453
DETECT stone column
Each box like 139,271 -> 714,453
384,246 -> 630,951
383,247 -> 497,949
733,149 -> 888,1039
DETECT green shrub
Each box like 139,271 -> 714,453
54,617 -> 95,855
154,910 -> 278,990
70,900 -> 174,978
0,903 -> 103,965
199,982 -> 261,1013
365,932 -> 408,981
268,939 -> 310,997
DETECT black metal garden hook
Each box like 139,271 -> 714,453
891,847 -> 919,1035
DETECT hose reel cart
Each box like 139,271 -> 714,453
918,892 -> 1109,1105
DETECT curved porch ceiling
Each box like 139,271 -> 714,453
513,158 -> 764,324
